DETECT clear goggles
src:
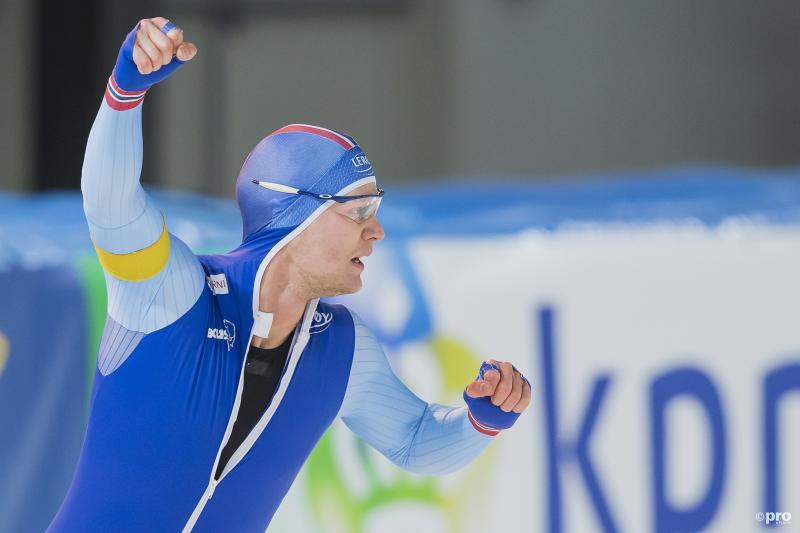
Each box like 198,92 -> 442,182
252,179 -> 383,223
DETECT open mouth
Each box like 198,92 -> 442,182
350,257 -> 363,265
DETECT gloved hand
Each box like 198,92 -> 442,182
463,360 -> 531,436
106,17 -> 197,109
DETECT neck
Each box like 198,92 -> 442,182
252,251 -> 313,349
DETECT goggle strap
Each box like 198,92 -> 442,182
252,180 -> 300,195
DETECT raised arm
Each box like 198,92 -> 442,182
83,18 -> 196,254
82,18 -> 205,372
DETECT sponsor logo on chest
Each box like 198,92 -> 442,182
207,273 -> 229,295
310,311 -> 333,334
208,319 -> 236,351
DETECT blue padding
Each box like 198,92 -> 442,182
382,167 -> 800,236
2,168 -> 800,271
0,265 -> 88,532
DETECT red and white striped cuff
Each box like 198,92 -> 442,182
467,409 -> 501,437
104,74 -> 147,111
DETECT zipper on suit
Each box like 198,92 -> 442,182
182,299 -> 317,532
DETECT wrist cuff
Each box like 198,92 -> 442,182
104,74 -> 147,111
467,409 -> 500,436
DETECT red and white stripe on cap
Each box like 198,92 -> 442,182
269,124 -> 356,150
104,74 -> 147,111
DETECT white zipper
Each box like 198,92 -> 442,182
182,299 -> 317,532
182,480 -> 216,533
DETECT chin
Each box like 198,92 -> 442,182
339,281 -> 363,296
320,277 -> 362,298
343,285 -> 362,296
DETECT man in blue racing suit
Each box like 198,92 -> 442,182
48,16 -> 532,532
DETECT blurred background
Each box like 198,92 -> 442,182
3,0 -> 800,192
2,1 -> 800,532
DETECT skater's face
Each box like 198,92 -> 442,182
286,183 -> 385,297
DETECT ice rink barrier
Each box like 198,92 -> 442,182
1,167 -> 799,532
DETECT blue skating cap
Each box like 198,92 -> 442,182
235,124 -> 375,240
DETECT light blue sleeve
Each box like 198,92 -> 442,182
339,310 -> 494,476
81,99 -> 205,374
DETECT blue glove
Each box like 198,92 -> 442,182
113,20 -> 186,92
463,361 -> 529,435
105,20 -> 186,110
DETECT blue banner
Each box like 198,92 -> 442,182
0,266 -> 88,533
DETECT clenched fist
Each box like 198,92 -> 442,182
132,17 -> 196,75
108,17 -> 197,103
463,359 -> 531,436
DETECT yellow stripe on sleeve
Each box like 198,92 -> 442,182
94,222 -> 171,281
